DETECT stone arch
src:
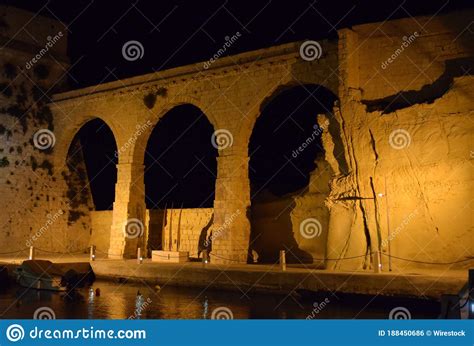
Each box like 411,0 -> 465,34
246,83 -> 339,264
131,97 -> 219,166
142,103 -> 218,256
53,115 -> 120,171
63,118 -> 119,212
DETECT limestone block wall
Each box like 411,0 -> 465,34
89,208 -> 213,258
0,6 -> 92,255
89,211 -> 113,254
156,208 -> 213,258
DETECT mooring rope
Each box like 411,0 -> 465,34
35,248 -> 88,255
0,248 -> 29,255
2,246 -> 472,266
380,253 -> 474,265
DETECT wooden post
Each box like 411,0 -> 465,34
137,248 -> 142,264
373,250 -> 382,273
161,203 -> 167,250
279,250 -> 286,271
29,246 -> 35,260
177,204 -> 183,251
469,269 -> 474,319
169,203 -> 173,251
90,245 -> 95,261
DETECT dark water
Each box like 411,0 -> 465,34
0,280 -> 440,319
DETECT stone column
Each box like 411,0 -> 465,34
211,146 -> 251,264
107,161 -> 146,259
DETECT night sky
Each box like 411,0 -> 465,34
4,0 -> 472,209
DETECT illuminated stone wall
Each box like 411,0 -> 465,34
1,6 -> 471,271
324,12 -> 473,271
0,6 -> 91,255
90,208 -> 213,258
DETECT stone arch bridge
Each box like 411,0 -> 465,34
50,40 -> 340,263
47,11 -> 474,269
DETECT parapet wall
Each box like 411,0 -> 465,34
89,209 -> 214,259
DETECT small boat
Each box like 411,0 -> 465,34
13,260 -> 95,292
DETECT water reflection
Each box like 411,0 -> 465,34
0,280 -> 440,319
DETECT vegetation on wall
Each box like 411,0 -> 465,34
143,87 -> 167,109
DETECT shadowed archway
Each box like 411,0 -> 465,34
144,104 -> 218,255
248,84 -> 337,263
65,118 -> 118,225
144,104 -> 218,209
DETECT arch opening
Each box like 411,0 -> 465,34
144,104 -> 217,256
248,84 -> 337,264
64,118 -> 118,225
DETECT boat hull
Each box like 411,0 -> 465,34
14,270 -> 66,291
